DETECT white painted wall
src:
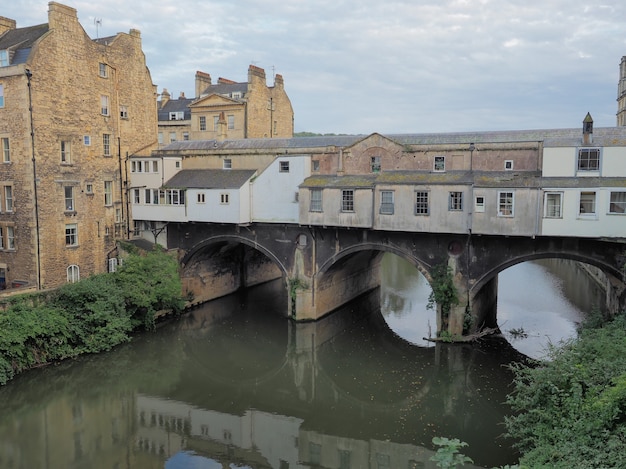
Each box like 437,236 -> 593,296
187,186 -> 251,224
252,156 -> 311,223
542,147 -> 575,177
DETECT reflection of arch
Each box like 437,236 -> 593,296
181,234 -> 288,277
316,242 -> 433,282
471,252 -> 623,296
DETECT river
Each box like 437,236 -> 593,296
0,255 -> 602,468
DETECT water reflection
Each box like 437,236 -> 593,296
0,280 -> 522,469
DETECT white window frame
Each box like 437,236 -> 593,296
1,137 -> 9,163
310,189 -> 322,212
65,223 -> 78,247
103,133 -> 111,156
371,156 -> 381,173
544,192 -> 563,218
169,111 -> 184,120
4,186 -> 12,213
415,191 -> 429,215
609,191 -> 626,215
100,95 -> 110,116
223,159 -> 232,170
67,265 -> 80,283
474,195 -> 485,213
279,161 -> 290,173
60,140 -> 70,163
380,190 -> 394,214
497,191 -> 514,217
504,160 -> 514,171
220,193 -> 230,205
120,105 -> 128,119
227,115 -> 235,130
199,116 -> 206,131
434,156 -> 445,172
99,63 -> 108,78
197,193 -> 206,203
448,191 -> 463,211
6,226 -> 14,250
104,181 -> 113,206
341,189 -> 354,212
64,186 -> 74,211
577,148 -> 600,172
578,191 -> 597,217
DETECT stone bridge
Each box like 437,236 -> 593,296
169,222 -> 626,337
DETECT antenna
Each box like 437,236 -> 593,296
94,18 -> 102,39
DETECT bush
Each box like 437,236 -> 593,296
0,248 -> 184,385
505,314 -> 626,468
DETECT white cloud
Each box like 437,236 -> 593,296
3,0 -> 626,133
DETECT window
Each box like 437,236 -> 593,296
0,83 -> 4,107
163,189 -> 185,205
213,115 -> 220,131
175,161 -> 181,168
0,51 -> 8,67
169,111 -> 184,120
169,132 -> 176,143
65,224 -> 78,246
85,183 -> 93,194
232,92 -> 242,99
577,148 -> 600,171
380,190 -> 394,214
67,265 -> 80,283
64,186 -> 74,211
309,443 -> 321,466
338,450 -> 351,469
434,156 -> 445,172
158,132 -> 163,144
133,189 -> 140,204
0,227 -> 3,249
100,95 -> 110,116
152,161 -> 158,172
475,195 -> 485,213
498,191 -> 514,216
609,191 -> 626,214
104,181 -> 113,206
227,115 -> 235,130
4,186 -> 12,212
310,189 -> 322,212
341,189 -> 354,212
99,63 -> 107,78
220,193 -> 229,204
279,161 -> 290,173
1,137 -> 9,162
83,135 -> 91,146
505,160 -> 514,170
6,226 -> 15,250
371,156 -> 381,173
223,159 -> 232,169
579,191 -> 596,215
60,140 -> 70,163
120,105 -> 128,119
449,191 -> 463,211
103,134 -> 111,156
115,208 -> 122,223
183,132 -> 189,141
312,160 -> 320,172
197,193 -> 206,203
199,116 -> 206,131
415,191 -> 429,215
544,192 -> 563,218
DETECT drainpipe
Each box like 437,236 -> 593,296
26,69 -> 41,289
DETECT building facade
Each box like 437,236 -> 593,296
0,2 -> 158,290
157,65 -> 294,146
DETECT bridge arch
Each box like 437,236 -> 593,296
180,234 -> 290,310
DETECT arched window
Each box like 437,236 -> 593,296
67,265 -> 80,283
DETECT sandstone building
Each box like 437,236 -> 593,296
157,65 -> 294,145
0,2 -> 158,290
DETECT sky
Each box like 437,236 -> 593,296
4,1 -> 626,135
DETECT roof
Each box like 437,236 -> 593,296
164,169 -> 256,189
157,98 -> 194,121
0,23 -> 48,65
157,127 -> 626,154
200,82 -> 248,97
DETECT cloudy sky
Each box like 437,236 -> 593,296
4,1 -> 626,134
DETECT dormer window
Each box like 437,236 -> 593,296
577,148 -> 600,171
434,156 -> 445,172
371,156 -> 381,173
232,92 -> 242,99
169,111 -> 184,120
0,50 -> 8,67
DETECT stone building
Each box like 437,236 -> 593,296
0,2 -> 158,290
157,65 -> 294,145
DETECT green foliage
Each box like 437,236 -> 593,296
427,263 -> 459,333
0,248 -> 185,385
430,437 -> 473,468
505,314 -> 626,468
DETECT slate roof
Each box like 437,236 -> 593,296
157,126 -> 626,154
157,98 -> 194,121
164,169 -> 256,189
0,23 -> 48,65
200,82 -> 248,97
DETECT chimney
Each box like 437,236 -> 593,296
179,91 -> 185,99
274,73 -> 284,88
160,89 -> 170,109
195,71 -> 211,98
217,77 -> 236,84
0,16 -> 16,35
583,112 -> 593,145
